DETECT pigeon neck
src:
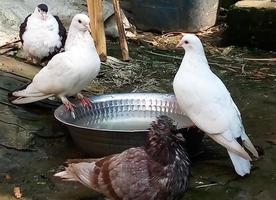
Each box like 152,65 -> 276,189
65,26 -> 96,51
145,130 -> 188,166
180,50 -> 209,71
185,49 -> 207,61
145,138 -> 175,165
67,26 -> 87,39
144,130 -> 190,195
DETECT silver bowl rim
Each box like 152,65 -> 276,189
54,92 -> 180,133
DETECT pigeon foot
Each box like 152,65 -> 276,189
77,93 -> 93,108
64,101 -> 76,111
26,55 -> 39,65
60,96 -> 76,118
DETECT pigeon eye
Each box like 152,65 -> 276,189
184,40 -> 189,44
78,20 -> 82,24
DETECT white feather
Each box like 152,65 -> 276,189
228,151 -> 251,176
173,34 -> 258,176
55,162 -> 96,189
12,94 -> 53,104
22,14 -> 61,59
13,14 -> 101,105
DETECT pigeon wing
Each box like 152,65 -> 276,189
14,52 -> 74,98
55,148 -> 166,200
19,14 -> 31,44
54,15 -> 67,47
32,53 -> 75,94
177,72 -> 235,134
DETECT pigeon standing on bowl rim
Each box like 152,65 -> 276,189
12,14 -> 101,117
19,3 -> 67,65
173,33 -> 259,176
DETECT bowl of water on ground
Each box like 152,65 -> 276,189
54,93 -> 193,156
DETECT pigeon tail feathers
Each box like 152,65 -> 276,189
12,94 -> 54,104
11,84 -> 54,104
13,89 -> 47,97
228,151 -> 251,176
207,133 -> 252,161
54,170 -> 76,181
55,162 -> 95,189
241,132 -> 259,158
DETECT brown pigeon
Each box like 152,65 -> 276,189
54,116 -> 191,200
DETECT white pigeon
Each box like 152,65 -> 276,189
173,34 -> 258,176
12,14 -> 101,114
19,4 -> 67,64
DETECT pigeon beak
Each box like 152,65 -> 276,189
85,24 -> 92,33
42,13 -> 48,20
176,41 -> 184,48
176,33 -> 187,48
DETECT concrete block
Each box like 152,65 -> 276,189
225,0 -> 276,50
220,0 -> 239,8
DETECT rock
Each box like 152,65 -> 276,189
220,0 -> 239,8
103,0 -> 135,38
124,0 -> 219,32
0,56 -> 40,79
0,116 -> 34,151
0,154 -> 20,173
225,0 -> 276,50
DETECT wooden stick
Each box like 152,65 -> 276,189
112,0 -> 130,61
244,57 -> 276,61
0,48 -> 16,55
0,39 -> 20,49
87,0 -> 107,62
144,50 -> 182,60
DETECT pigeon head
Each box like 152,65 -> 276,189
71,14 -> 91,33
176,34 -> 204,54
34,4 -> 49,20
145,116 -> 188,165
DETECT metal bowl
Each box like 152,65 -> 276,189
54,93 -> 193,157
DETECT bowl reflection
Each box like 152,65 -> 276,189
54,93 -> 193,157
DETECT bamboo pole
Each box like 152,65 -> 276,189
112,0 -> 130,61
87,0 -> 107,61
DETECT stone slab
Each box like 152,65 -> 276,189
225,0 -> 276,50
0,55 -> 40,79
220,0 -> 239,8
236,0 -> 276,8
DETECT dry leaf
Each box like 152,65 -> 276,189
13,186 -> 22,199
5,174 -> 11,181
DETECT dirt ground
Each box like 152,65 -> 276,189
0,22 -> 276,200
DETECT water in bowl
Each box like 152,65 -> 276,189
73,110 -> 192,131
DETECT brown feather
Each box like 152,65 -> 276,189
55,116 -> 191,200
